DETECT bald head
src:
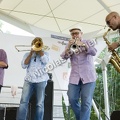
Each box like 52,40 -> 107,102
106,12 -> 119,21
105,12 -> 120,30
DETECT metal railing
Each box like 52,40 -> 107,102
0,86 -> 68,120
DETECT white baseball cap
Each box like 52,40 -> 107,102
69,26 -> 83,32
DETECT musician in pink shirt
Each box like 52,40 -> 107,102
61,27 -> 97,120
0,49 -> 8,92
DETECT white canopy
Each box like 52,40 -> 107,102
0,0 -> 119,35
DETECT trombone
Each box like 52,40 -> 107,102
15,45 -> 31,52
15,41 -> 50,52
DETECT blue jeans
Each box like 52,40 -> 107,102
67,81 -> 96,120
17,80 -> 47,120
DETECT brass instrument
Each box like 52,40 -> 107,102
70,38 -> 80,54
103,29 -> 120,73
15,40 -> 50,52
32,40 -> 43,51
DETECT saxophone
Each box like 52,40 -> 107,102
103,29 -> 120,73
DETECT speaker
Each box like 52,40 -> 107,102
111,111 -> 120,120
44,80 -> 54,120
0,107 -> 4,120
29,80 -> 54,120
0,107 -> 18,120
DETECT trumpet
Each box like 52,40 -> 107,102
69,38 -> 80,54
15,40 -> 50,52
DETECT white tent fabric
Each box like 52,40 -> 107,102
0,1 -> 119,118
0,0 -> 119,35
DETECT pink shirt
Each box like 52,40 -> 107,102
61,39 -> 97,85
0,49 -> 8,86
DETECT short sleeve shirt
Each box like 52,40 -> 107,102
0,49 -> 8,85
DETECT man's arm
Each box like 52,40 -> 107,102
108,42 -> 120,51
0,61 -> 8,68
24,51 -> 33,65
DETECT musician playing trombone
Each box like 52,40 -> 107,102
17,37 -> 49,120
60,27 -> 97,120
105,12 -> 120,51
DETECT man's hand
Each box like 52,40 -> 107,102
76,41 -> 85,46
108,42 -> 119,51
29,49 -> 34,56
68,39 -> 76,48
35,50 -> 44,56
38,50 -> 44,56
68,39 -> 84,48
0,61 -> 7,68
24,49 -> 34,65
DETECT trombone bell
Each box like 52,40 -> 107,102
32,41 -> 43,51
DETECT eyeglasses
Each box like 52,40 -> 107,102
106,16 -> 115,25
71,32 -> 80,36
